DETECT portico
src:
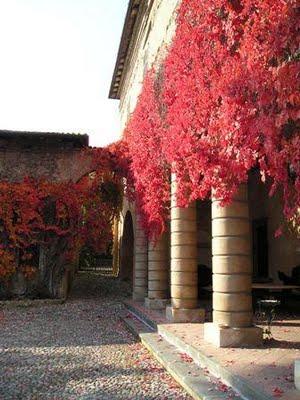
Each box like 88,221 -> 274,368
129,179 -> 265,347
111,0 -> 300,349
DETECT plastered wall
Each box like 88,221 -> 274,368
249,171 -> 300,281
119,0 -> 180,131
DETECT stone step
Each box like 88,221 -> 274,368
123,302 -> 283,400
121,309 -> 243,400
157,324 -> 273,400
123,300 -> 160,329
121,312 -> 154,338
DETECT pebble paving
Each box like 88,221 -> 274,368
0,273 -> 192,400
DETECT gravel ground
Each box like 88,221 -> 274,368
0,273 -> 192,400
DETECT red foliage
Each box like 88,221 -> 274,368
0,145 -> 125,279
125,0 -> 300,237
273,387 -> 284,397
125,70 -> 170,238
2,1 -> 299,272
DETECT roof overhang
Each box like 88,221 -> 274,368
109,0 -> 143,100
0,130 -> 89,149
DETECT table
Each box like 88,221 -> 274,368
252,283 -> 300,308
252,283 -> 300,290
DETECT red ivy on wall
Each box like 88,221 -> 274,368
2,0 -> 299,274
125,70 -> 171,238
0,144 -> 126,279
125,0 -> 300,237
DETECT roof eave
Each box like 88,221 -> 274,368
108,0 -> 143,100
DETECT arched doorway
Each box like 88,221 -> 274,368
119,211 -> 134,285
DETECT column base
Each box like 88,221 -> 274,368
166,306 -> 205,323
132,292 -> 146,301
295,360 -> 300,391
204,322 -> 263,348
145,298 -> 169,310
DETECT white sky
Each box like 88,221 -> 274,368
0,0 -> 128,147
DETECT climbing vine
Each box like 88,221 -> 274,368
125,70 -> 171,238
0,144 -> 127,279
1,0 -> 299,278
125,0 -> 300,237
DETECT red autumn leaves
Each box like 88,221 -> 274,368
0,145 -> 126,279
124,0 -> 300,238
1,0 -> 299,276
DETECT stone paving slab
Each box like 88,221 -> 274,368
126,300 -> 300,400
122,312 -> 242,400
141,332 -> 242,400
158,324 -> 271,400
121,313 -> 154,338
158,324 -> 300,400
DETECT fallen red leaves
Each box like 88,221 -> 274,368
273,387 -> 284,397
179,352 -> 194,363
216,380 -> 229,393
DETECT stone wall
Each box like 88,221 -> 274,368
119,0 -> 180,130
249,171 -> 300,281
116,0 -> 180,277
0,131 -> 90,299
0,131 -> 90,183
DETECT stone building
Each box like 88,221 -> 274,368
110,0 -> 300,347
0,130 -> 89,299
0,130 -> 89,182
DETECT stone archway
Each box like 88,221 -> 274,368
119,211 -> 134,284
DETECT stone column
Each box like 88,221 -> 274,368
145,232 -> 169,309
204,184 -> 262,347
166,174 -> 205,322
132,215 -> 148,301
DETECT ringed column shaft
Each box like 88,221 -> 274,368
212,185 -> 253,327
133,215 -> 148,301
145,232 -> 169,309
166,173 -> 205,322
204,184 -> 262,347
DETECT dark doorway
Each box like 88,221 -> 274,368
252,218 -> 269,280
119,211 -> 134,284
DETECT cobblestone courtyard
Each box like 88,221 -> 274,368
0,273 -> 191,400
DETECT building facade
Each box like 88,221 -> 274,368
110,0 -> 300,347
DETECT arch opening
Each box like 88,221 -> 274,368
119,211 -> 134,287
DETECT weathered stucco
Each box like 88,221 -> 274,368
249,170 -> 300,281
117,0 -> 180,131
0,131 -> 90,183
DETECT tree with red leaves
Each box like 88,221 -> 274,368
0,144 -> 126,282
